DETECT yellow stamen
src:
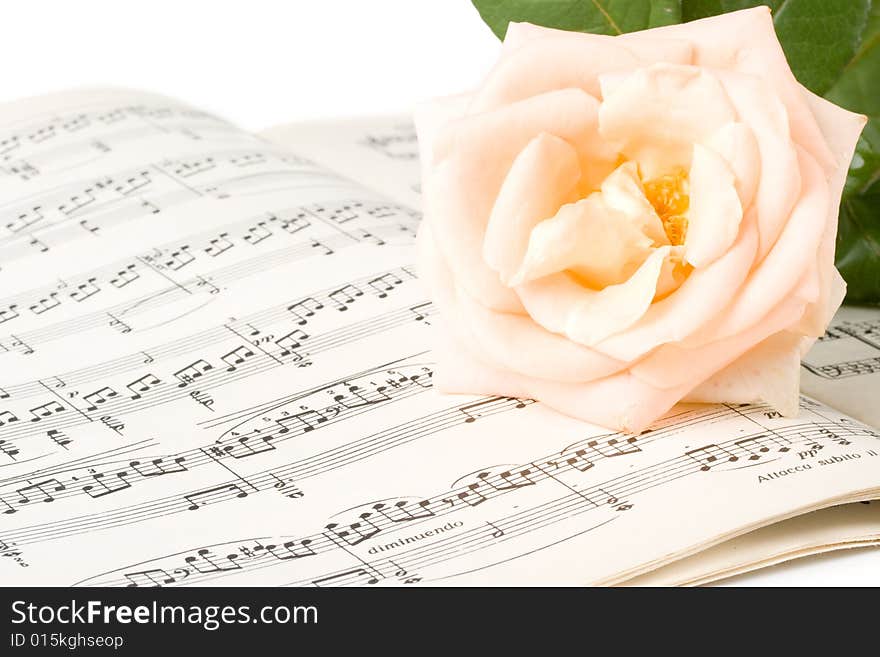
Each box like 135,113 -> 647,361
643,167 -> 689,246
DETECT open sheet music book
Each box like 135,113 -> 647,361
0,89 -> 878,588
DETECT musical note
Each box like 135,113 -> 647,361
0,439 -> 20,460
487,521 -> 505,538
328,284 -> 363,311
367,273 -> 404,298
685,444 -> 739,471
70,277 -> 101,302
258,539 -> 315,561
0,410 -> 19,426
205,232 -> 234,257
275,329 -> 308,357
174,359 -> 214,387
110,264 -> 140,288
47,429 -> 71,449
221,345 -> 256,372
80,471 -> 131,498
124,569 -> 176,587
129,456 -> 188,478
184,549 -> 241,574
243,221 -> 272,245
163,246 -> 194,271
28,401 -> 66,422
0,304 -> 20,324
287,297 -> 324,325
29,292 -> 60,315
325,513 -> 382,546
371,500 -> 435,523
83,386 -> 119,412
126,373 -> 161,400
185,484 -> 248,510
587,435 -> 641,458
16,478 -> 66,504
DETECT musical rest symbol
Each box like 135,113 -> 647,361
269,473 -> 304,499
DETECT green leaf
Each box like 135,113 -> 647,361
827,2 -> 880,304
471,0 -> 682,40
682,1 -> 781,22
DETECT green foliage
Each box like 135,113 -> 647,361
472,0 -> 880,304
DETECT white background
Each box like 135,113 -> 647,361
2,0 -> 879,586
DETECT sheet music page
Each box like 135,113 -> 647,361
2,93 -> 880,588
259,115 -> 420,210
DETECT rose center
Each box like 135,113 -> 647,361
643,168 -> 689,246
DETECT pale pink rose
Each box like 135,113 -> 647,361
416,7 -> 867,433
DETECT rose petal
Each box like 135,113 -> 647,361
433,328 -> 688,434
632,6 -> 835,172
598,63 -> 736,178
425,88 -> 606,313
600,161 -> 668,245
684,143 -> 743,268
794,88 -> 866,336
511,193 -> 654,288
518,246 -> 673,347
715,70 -> 801,261
683,331 -> 804,417
420,223 -> 625,384
483,133 -> 581,284
704,122 -> 760,212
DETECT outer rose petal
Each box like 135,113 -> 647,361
483,133 -> 581,284
598,64 -> 736,177
684,143 -> 743,268
419,223 -> 626,384
502,22 -> 694,69
631,6 -> 835,173
433,326 -> 688,434
470,34 -> 640,112
794,88 -> 866,336
414,92 -> 472,172
683,332 -> 804,417
685,147 -> 828,346
423,89 -> 606,313
715,70 -> 801,260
